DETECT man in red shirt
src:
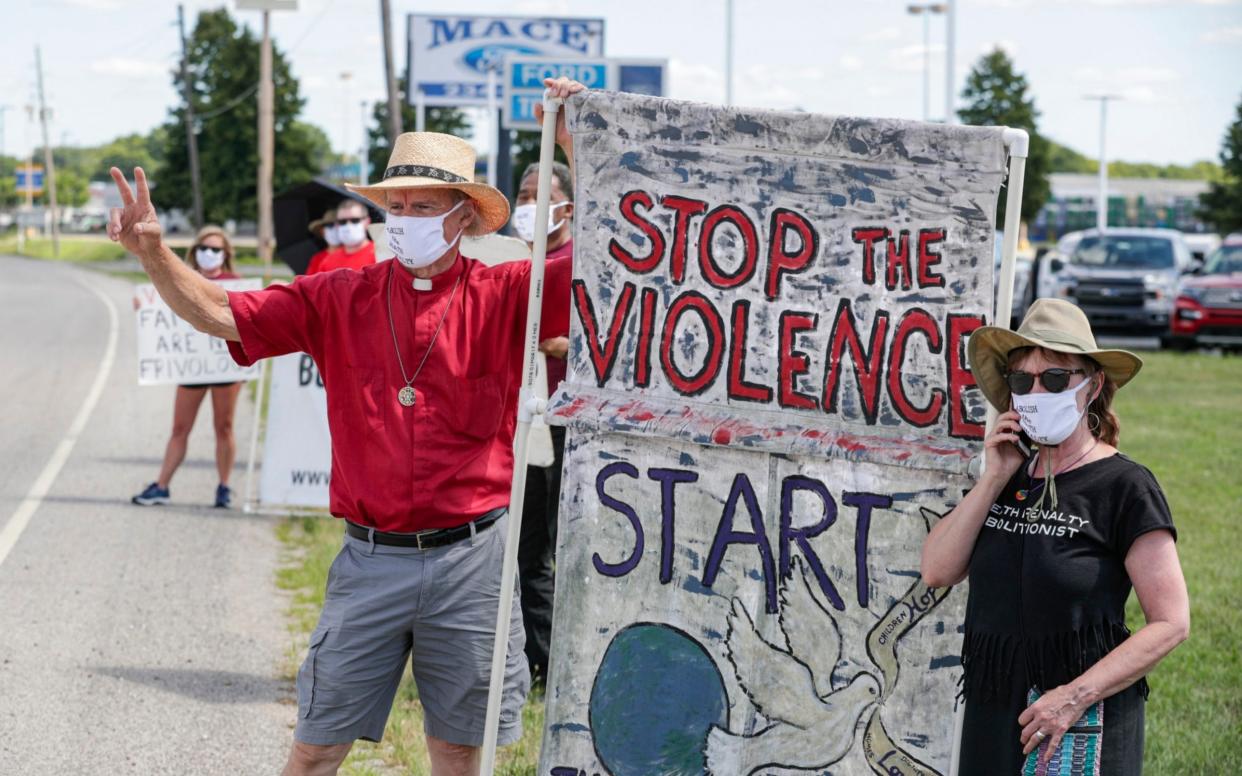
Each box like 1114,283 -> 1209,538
310,199 -> 375,273
107,77 -> 585,776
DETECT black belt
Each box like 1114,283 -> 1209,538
345,508 -> 505,550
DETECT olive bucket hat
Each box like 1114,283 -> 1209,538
967,298 -> 1144,412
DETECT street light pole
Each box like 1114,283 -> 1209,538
35,45 -> 60,258
907,4 -> 946,122
1085,94 -> 1120,232
945,0 -> 956,123
258,10 -> 274,278
179,3 -> 205,230
724,0 -> 734,106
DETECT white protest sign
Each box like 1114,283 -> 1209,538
540,92 -> 1009,776
135,280 -> 261,386
406,14 -> 604,106
259,352 -> 331,508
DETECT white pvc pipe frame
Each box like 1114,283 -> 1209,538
479,88 -> 562,775
473,119 -> 1031,774
948,126 -> 1029,776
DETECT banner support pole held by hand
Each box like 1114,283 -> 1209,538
480,87 -> 563,775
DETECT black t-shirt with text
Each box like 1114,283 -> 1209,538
961,452 -> 1176,699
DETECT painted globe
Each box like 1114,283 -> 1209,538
589,622 -> 729,776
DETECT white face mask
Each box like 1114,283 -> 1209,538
323,224 -> 341,247
511,201 -> 568,243
385,201 -> 466,269
196,246 -> 225,271
1012,378 -> 1092,446
337,220 -> 368,247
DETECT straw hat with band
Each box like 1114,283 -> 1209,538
308,208 -> 335,237
346,132 -> 510,237
968,298 -> 1143,414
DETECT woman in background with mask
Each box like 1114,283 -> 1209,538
132,225 -> 244,509
921,299 -> 1188,774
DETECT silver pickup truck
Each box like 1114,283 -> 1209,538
1050,228 -> 1194,336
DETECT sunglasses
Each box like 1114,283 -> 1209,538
335,217 -> 363,226
1005,368 -> 1087,395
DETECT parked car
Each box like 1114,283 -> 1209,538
1182,232 -> 1221,271
1168,237 -> 1242,350
1033,230 -> 1085,302
994,230 -> 1034,328
1055,228 -> 1194,337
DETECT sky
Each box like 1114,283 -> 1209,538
1,0 -> 1240,169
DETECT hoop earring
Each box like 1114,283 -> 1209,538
1088,412 -> 1101,433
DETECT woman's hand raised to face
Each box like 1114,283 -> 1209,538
108,167 -> 163,257
983,409 -> 1027,485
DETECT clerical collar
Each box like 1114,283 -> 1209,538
412,277 -> 433,291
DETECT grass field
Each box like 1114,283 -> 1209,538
276,350 -> 1241,774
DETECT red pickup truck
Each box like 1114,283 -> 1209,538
1169,238 -> 1242,349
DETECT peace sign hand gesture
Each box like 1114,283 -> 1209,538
108,167 -> 163,257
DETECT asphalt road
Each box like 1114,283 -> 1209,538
0,256 -> 293,773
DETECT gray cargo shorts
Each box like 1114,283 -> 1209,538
295,513 -> 530,747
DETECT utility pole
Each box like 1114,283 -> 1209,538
380,0 -> 402,141
258,9 -> 274,278
945,0 -> 956,123
35,46 -> 59,258
907,4 -> 947,122
179,4 -> 205,230
0,105 -> 8,165
1085,94 -> 1120,232
724,0 -> 734,106
359,100 -> 368,185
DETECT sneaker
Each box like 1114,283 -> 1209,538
215,484 -> 232,509
132,482 -> 170,506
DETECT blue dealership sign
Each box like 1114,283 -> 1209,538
503,56 -> 668,130
407,15 -> 605,107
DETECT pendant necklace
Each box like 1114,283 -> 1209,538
386,260 -> 462,407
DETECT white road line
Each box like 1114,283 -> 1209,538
0,276 -> 119,569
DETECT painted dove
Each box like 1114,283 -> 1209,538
704,559 -> 881,775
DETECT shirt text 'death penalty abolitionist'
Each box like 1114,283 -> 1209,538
226,254 -> 571,532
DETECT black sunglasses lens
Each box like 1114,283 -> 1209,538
1007,372 -> 1035,395
1041,369 -> 1072,392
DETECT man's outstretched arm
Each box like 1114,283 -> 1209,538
108,166 -> 239,341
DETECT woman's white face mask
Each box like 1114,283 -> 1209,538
196,246 -> 225,271
1012,378 -> 1093,446
385,200 -> 466,269
511,201 -> 568,243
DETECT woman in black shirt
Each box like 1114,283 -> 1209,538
922,299 -> 1188,775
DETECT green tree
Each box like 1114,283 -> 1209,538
57,170 -> 90,207
1047,139 -> 1094,174
0,154 -> 18,209
94,133 -> 162,180
958,48 -> 1052,228
1199,94 -> 1242,233
366,78 -> 469,180
154,8 -> 327,226
509,129 -> 569,196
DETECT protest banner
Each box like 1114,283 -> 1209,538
134,280 -> 261,386
257,352 -> 331,508
539,91 -> 1019,776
